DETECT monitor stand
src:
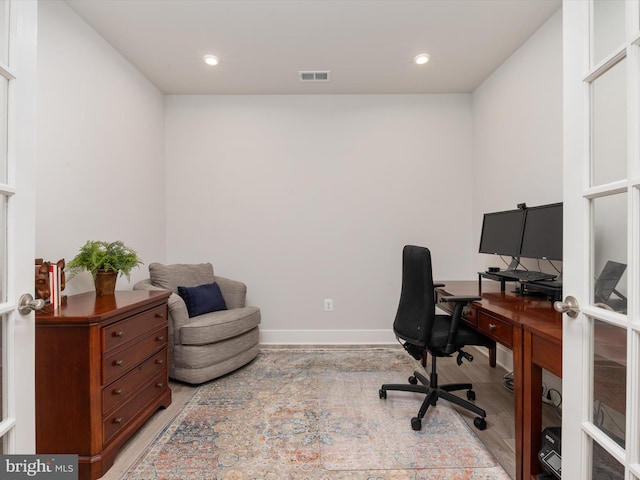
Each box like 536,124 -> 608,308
478,256 -> 521,293
507,256 -> 520,271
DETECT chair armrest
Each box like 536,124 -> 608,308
439,295 -> 481,355
133,279 -> 189,344
215,275 -> 247,310
440,295 -> 482,304
133,278 -> 163,292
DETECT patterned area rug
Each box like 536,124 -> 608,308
122,348 -> 509,480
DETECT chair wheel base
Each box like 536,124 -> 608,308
408,375 -> 418,385
467,390 -> 476,401
411,417 -> 422,431
379,389 -> 387,399
474,417 -> 487,430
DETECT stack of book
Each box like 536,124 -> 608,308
48,262 -> 62,310
35,258 -> 65,312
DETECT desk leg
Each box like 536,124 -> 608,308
523,332 -> 543,480
489,346 -> 496,368
513,327 -> 524,480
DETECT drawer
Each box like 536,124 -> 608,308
102,327 -> 168,385
102,348 -> 167,414
530,334 -> 562,377
461,307 -> 477,327
477,311 -> 513,348
103,371 -> 168,444
102,304 -> 167,353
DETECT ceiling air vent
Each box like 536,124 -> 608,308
299,71 -> 331,82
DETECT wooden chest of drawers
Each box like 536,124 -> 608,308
35,290 -> 172,480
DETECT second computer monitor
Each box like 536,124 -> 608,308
520,202 -> 563,261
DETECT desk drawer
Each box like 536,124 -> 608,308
102,327 -> 168,385
102,348 -> 167,414
102,304 -> 167,353
102,371 -> 167,444
478,311 -> 513,348
530,334 -> 562,377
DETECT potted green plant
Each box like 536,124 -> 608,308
67,240 -> 143,296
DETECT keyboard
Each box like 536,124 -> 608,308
488,269 -> 557,282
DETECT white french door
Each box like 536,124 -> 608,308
562,0 -> 640,478
0,0 -> 37,453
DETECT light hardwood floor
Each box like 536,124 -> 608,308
99,346 -> 562,480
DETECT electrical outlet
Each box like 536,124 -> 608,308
324,299 -> 333,311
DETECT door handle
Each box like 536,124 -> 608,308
18,293 -> 45,315
554,295 -> 580,318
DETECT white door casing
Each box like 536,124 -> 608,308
0,0 -> 37,453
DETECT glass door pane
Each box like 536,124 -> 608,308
592,193 -> 627,313
0,76 -> 7,185
0,0 -> 7,65
591,59 -> 626,187
0,195 -> 6,303
591,439 -> 625,479
592,0 -> 626,65
592,319 -> 626,446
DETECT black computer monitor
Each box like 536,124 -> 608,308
520,203 -> 563,261
478,208 -> 526,257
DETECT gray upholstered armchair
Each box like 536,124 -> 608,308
134,262 -> 260,384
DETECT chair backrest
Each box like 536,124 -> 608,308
393,245 -> 436,347
148,262 -> 215,293
594,260 -> 627,303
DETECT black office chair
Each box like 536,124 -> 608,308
379,245 -> 496,431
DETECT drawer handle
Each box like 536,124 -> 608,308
488,323 -> 497,331
155,312 -> 164,318
155,359 -> 164,365
112,331 -> 124,338
156,335 -> 165,341
113,388 -> 123,395
113,359 -> 124,366
156,382 -> 164,388
113,417 -> 122,424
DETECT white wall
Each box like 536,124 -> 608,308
472,10 -> 563,274
34,2 -> 562,346
471,10 -> 563,374
36,0 -> 166,295
164,94 -> 474,343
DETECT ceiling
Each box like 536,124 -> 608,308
64,0 -> 561,95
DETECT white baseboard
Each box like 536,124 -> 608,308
260,329 -> 398,345
496,344 -> 514,371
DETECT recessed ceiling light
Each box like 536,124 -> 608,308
203,55 -> 220,66
414,53 -> 430,65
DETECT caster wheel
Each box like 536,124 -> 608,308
467,390 -> 476,401
474,417 -> 487,430
408,375 -> 418,385
411,417 -> 422,431
379,389 -> 387,399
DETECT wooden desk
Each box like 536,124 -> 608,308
435,280 -> 562,480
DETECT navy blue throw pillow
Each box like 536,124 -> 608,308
177,282 -> 227,318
